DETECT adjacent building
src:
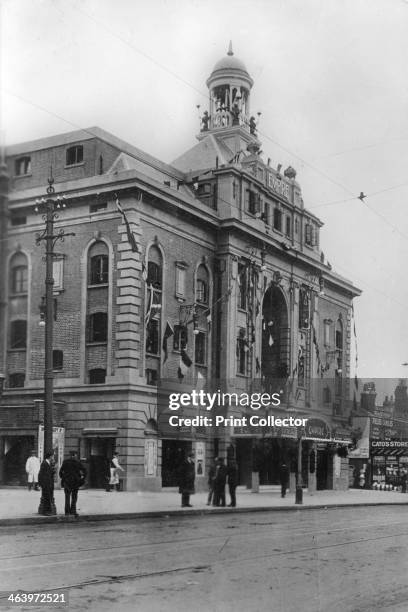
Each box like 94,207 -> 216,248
0,45 -> 361,490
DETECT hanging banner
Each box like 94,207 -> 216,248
195,441 -> 205,476
144,439 -> 158,477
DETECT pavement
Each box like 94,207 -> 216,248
1,486 -> 408,525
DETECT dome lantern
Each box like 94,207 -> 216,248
205,43 -> 254,133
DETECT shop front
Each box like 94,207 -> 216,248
233,417 -> 351,491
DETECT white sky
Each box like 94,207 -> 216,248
2,0 -> 408,385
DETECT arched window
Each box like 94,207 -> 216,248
88,242 -> 109,285
299,288 -> 310,329
335,319 -> 344,396
10,253 -> 28,294
335,320 -> 343,351
66,145 -> 83,166
145,246 -> 163,356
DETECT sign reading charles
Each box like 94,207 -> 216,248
303,418 -> 331,440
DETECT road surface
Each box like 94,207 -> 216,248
1,506 -> 408,611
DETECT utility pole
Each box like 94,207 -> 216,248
35,174 -> 74,513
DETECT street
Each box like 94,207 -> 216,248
1,506 -> 408,611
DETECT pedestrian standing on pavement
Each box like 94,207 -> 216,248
213,456 -> 227,507
178,451 -> 195,507
25,450 -> 40,491
227,459 -> 239,507
207,457 -> 217,506
108,452 -> 125,491
38,451 -> 55,516
59,451 -> 87,517
401,469 -> 407,493
279,462 -> 289,498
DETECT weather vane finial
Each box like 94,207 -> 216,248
228,40 -> 233,56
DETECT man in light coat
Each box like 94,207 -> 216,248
25,450 -> 40,491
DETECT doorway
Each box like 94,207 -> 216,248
3,436 -> 35,485
161,440 -> 192,487
86,438 -> 116,488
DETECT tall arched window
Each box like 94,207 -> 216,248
88,242 -> 109,285
299,287 -> 310,329
335,319 -> 343,396
145,245 -> 163,359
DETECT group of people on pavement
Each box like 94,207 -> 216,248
178,453 -> 239,508
25,449 -> 87,517
178,452 -> 291,508
207,457 -> 239,507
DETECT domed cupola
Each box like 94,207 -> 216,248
204,42 -> 254,132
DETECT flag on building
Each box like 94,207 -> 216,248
196,371 -> 205,391
162,322 -> 174,363
178,349 -> 192,380
142,261 -> 148,282
145,284 -> 154,325
116,196 -> 139,253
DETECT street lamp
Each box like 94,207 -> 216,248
35,175 -> 74,457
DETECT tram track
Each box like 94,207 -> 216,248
0,527 -> 406,597
1,515 -> 407,563
1,522 -> 407,574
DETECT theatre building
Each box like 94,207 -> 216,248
0,44 -> 360,490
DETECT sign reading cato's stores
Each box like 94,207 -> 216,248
371,440 -> 408,449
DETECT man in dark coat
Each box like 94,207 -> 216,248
227,459 -> 239,507
178,451 -> 195,507
38,451 -> 56,516
59,451 -> 87,517
207,457 -> 217,505
279,462 -> 289,498
213,457 -> 227,507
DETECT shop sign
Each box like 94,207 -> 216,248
232,425 -> 298,438
267,172 -> 290,199
303,418 -> 330,440
371,440 -> 408,449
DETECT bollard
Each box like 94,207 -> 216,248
295,485 -> 303,504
